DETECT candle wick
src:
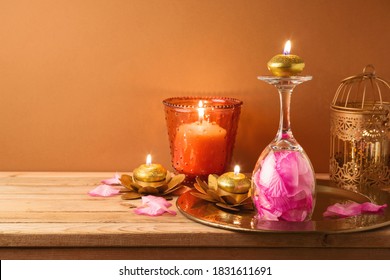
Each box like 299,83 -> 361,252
283,40 -> 291,55
233,165 -> 240,176
146,154 -> 152,165
197,106 -> 205,125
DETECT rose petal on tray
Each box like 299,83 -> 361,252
88,184 -> 120,197
323,202 -> 387,218
101,172 -> 122,185
361,202 -> 387,212
134,195 -> 176,216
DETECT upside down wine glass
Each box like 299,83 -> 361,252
251,76 -> 316,222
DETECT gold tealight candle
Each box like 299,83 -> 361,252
267,40 -> 305,77
217,165 -> 251,194
133,154 -> 167,183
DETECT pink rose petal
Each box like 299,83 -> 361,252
276,151 -> 299,190
268,195 -> 294,213
134,195 -> 176,216
88,184 -> 120,197
281,209 -> 308,222
258,153 -> 288,198
361,202 -> 387,212
253,150 -> 315,222
101,172 -> 121,185
323,202 -> 387,218
257,206 -> 280,221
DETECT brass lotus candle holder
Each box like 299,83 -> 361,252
191,166 -> 253,211
119,154 -> 186,200
120,171 -> 186,200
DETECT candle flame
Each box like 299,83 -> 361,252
283,40 -> 291,55
146,154 -> 152,165
234,165 -> 240,176
197,100 -> 205,123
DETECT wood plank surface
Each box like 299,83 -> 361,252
2,248 -> 389,260
0,172 -> 389,260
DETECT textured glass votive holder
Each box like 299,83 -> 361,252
163,96 -> 242,182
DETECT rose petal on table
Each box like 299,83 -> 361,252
134,195 -> 177,216
323,202 -> 387,217
88,184 -> 120,197
101,172 -> 121,185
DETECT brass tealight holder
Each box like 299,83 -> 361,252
191,166 -> 253,211
120,154 -> 186,199
120,172 -> 185,200
330,65 -> 390,191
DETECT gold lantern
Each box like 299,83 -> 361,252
330,65 -> 390,192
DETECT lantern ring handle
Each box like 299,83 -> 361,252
363,64 -> 376,75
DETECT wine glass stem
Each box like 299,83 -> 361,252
277,88 -> 294,140
258,76 -> 312,149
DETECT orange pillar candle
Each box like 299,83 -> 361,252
163,96 -> 242,182
173,101 -> 227,177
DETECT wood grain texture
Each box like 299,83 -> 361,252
0,172 -> 389,259
1,248 -> 390,260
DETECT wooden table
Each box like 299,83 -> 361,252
0,172 -> 389,260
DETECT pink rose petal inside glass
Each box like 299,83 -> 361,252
134,195 -> 177,216
253,150 -> 315,222
323,202 -> 387,218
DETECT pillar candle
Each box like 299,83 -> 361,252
173,101 -> 227,177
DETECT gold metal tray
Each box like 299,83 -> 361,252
177,181 -> 390,233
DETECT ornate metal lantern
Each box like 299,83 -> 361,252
330,65 -> 390,191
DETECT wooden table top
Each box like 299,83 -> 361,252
0,172 -> 389,260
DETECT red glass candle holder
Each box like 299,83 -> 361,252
163,97 -> 242,182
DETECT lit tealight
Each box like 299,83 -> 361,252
217,165 -> 251,194
267,40 -> 305,77
133,154 -> 167,183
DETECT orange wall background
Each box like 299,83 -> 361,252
0,0 -> 389,173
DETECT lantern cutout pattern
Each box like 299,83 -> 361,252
330,65 -> 390,191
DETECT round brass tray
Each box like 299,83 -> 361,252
177,182 -> 390,233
